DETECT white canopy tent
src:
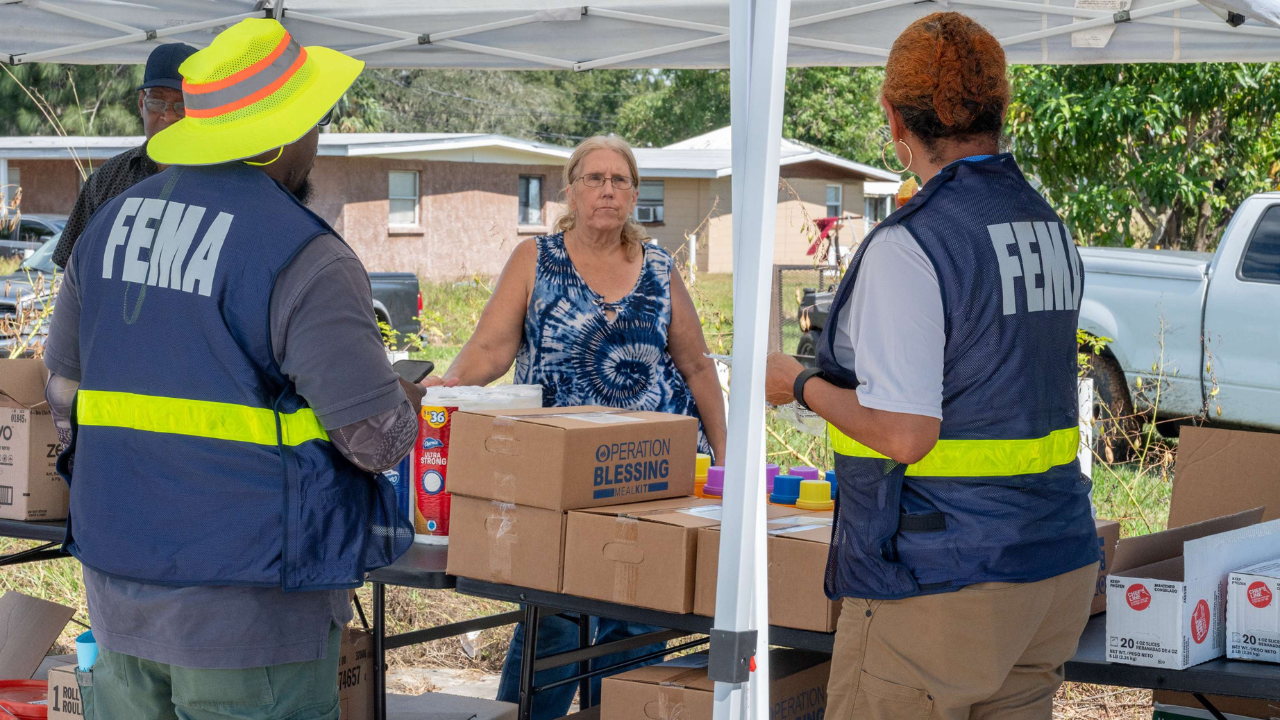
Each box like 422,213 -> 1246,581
3,2 -> 1279,719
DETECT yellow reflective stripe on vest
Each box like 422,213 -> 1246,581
829,425 -> 1078,477
77,390 -> 329,447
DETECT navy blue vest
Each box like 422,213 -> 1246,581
63,163 -> 412,591
817,154 -> 1098,600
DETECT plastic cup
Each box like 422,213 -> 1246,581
790,466 -> 821,481
704,466 -> 725,498
826,469 -> 837,500
769,474 -> 802,506
695,454 -> 711,480
765,464 -> 780,494
796,479 -> 835,511
76,630 -> 97,671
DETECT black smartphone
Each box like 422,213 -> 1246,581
393,359 -> 435,384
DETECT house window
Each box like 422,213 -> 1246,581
865,195 -> 892,225
635,180 -> 664,224
518,175 -> 543,225
825,185 -> 842,218
2,166 -> 18,205
388,171 -> 419,227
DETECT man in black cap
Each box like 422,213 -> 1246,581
52,42 -> 197,268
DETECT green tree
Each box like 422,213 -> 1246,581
1008,63 -> 1280,251
615,70 -> 732,147
0,63 -> 143,136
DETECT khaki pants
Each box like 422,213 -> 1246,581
826,562 -> 1098,720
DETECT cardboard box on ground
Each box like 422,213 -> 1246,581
601,649 -> 830,720
694,512 -> 839,632
0,358 -> 68,521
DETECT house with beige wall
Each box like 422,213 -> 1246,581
1,128 -> 896,279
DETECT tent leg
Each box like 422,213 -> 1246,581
711,0 -> 792,719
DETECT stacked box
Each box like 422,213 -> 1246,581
1227,559 -> 1280,663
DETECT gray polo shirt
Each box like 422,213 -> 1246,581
44,233 -> 416,669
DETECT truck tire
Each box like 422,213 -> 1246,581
795,331 -> 821,368
1085,354 -> 1139,463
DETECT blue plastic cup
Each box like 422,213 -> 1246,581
769,474 -> 803,506
76,630 -> 97,671
826,469 -> 837,500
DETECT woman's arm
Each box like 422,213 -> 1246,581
667,268 -> 728,463
439,239 -> 537,386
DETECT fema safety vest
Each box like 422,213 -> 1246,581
816,154 -> 1099,600
62,163 -> 413,591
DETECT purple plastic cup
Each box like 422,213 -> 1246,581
704,466 -> 726,497
765,464 -> 780,494
790,466 -> 821,482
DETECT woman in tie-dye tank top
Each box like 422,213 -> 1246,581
432,135 -> 726,720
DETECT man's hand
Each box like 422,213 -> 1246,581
399,377 -> 426,413
421,375 -> 460,389
766,352 -> 805,406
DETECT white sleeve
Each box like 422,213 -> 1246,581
837,225 -> 945,419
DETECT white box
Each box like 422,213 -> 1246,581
1227,559 -> 1280,663
1106,510 -> 1280,669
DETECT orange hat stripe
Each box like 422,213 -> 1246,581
183,31 -> 291,96
184,47 -> 308,119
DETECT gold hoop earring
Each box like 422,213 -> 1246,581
881,139 -> 913,174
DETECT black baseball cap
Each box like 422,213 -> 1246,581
137,43 -> 199,92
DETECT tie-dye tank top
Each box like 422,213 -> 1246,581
514,232 -> 712,457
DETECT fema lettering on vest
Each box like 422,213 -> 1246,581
988,221 -> 1083,316
100,195 -> 233,297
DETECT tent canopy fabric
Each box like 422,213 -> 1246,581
2,0 -> 1279,69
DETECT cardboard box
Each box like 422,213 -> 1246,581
695,514 -> 840,632
0,358 -> 67,521
48,664 -> 81,719
601,649 -> 830,720
448,407 -> 698,511
1168,426 -> 1280,528
446,495 -> 567,593
1092,519 -> 1121,615
1227,559 -> 1280,663
1105,508 -> 1277,669
562,497 -> 723,613
338,627 -> 374,720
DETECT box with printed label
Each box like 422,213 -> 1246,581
694,513 -> 839,632
446,495 -> 567,593
561,497 -> 724,613
1227,559 -> 1280,663
47,665 -> 81,719
447,406 -> 697,511
1105,508 -> 1278,669
1093,519 -> 1121,615
337,626 -> 374,720
601,649 -> 830,720
0,359 -> 67,521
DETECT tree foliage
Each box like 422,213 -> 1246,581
1008,63 -> 1280,251
0,63 -> 143,136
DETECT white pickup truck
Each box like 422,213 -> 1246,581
1079,192 -> 1280,449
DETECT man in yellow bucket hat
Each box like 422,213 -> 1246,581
43,18 -> 425,718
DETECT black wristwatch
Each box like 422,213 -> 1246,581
793,367 -> 824,411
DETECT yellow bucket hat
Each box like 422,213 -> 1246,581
148,18 -> 363,166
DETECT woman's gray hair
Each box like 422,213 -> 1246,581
555,135 -> 649,260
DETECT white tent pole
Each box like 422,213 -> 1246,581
12,12 -> 261,64
789,0 -> 920,27
712,0 -> 790,719
575,35 -> 728,71
996,0 -> 1202,46
32,1 -> 140,34
790,37 -> 890,57
585,7 -> 724,33
431,39 -> 576,69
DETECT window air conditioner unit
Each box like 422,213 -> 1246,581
635,206 -> 657,223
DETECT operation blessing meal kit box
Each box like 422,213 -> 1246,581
1105,508 -> 1279,669
601,649 -> 830,720
694,513 -> 840,632
1093,519 -> 1121,615
1227,559 -> 1280,663
445,406 -> 699,590
0,358 -> 68,521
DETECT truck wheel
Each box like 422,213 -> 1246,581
1085,354 -> 1139,463
795,331 -> 820,368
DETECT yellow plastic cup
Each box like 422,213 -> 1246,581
795,479 -> 835,511
695,453 -> 711,479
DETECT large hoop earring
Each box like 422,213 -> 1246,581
881,139 -> 913,174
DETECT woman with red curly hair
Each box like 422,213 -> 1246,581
767,12 -> 1098,719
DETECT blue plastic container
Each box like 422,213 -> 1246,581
769,474 -> 802,506
76,630 -> 97,671
826,469 -> 837,500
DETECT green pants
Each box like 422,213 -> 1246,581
79,624 -> 342,720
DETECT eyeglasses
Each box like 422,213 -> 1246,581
576,173 -> 635,190
318,107 -> 335,128
143,93 -> 185,116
